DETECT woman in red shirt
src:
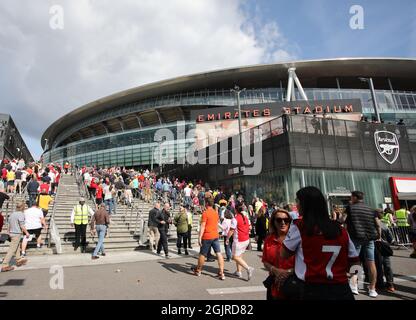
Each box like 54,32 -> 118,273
226,202 -> 254,281
262,209 -> 295,300
95,181 -> 104,209
281,187 -> 360,300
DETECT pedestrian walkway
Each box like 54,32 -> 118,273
5,247 -> 203,272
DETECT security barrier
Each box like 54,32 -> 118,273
388,226 -> 412,247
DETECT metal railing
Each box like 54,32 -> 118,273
74,168 -> 99,240
388,226 -> 412,248
47,177 -> 62,254
2,195 -> 16,230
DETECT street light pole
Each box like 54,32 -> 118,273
151,144 -> 154,171
159,141 -> 162,174
359,77 -> 381,122
231,85 -> 246,167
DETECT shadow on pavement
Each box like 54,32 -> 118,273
157,260 -> 254,281
0,279 -> 25,287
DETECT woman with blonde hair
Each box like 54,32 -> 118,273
262,209 -> 295,300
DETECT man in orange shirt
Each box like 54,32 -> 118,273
191,197 -> 225,280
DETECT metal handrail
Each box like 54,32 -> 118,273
47,175 -> 62,254
2,194 -> 15,230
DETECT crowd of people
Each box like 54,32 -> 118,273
0,159 -> 62,271
141,174 -> 416,300
1,159 -> 415,301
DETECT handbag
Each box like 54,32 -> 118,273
280,274 -> 305,300
376,240 -> 393,257
263,275 -> 274,289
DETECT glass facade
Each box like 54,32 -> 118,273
229,168 -> 415,209
52,87 -> 416,148
45,87 -> 416,168
44,123 -> 194,167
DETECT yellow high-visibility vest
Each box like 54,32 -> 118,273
381,213 -> 393,227
74,204 -> 89,225
187,211 -> 193,226
395,209 -> 409,227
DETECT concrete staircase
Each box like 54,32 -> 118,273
0,174 -> 203,257
0,193 -> 54,256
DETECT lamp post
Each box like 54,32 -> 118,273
159,140 -> 163,174
230,85 -> 246,167
359,77 -> 380,123
151,144 -> 154,171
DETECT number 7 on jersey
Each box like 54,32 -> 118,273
322,246 -> 341,280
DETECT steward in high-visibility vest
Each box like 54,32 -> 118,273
381,210 -> 395,227
71,197 -> 94,252
395,208 -> 410,227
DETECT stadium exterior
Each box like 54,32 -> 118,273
1,113 -> 34,163
42,58 -> 416,208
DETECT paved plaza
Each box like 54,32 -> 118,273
1,247 -> 414,300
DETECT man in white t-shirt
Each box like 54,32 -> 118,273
103,183 -> 115,215
21,203 -> 47,256
10,161 -> 18,171
83,171 -> 91,185
184,185 -> 192,207
18,159 -> 25,170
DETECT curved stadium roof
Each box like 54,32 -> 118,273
42,57 -> 416,150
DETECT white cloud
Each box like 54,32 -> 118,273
0,0 -> 297,159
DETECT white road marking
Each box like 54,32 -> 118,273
207,275 -> 416,295
358,275 -> 416,285
207,286 -> 266,295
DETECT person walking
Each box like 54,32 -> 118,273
227,201 -> 254,281
184,184 -> 192,207
281,187 -> 360,300
103,181 -> 115,215
1,201 -> 30,272
27,175 -> 39,207
148,202 -> 161,253
21,202 -> 47,256
186,204 -> 193,249
395,205 -> 410,228
95,181 -> 103,209
6,168 -> 16,194
174,205 -> 189,255
156,203 -> 170,258
255,207 -> 268,251
342,191 -> 379,298
220,209 -> 234,262
71,197 -> 94,253
374,209 -> 395,293
90,203 -> 110,260
191,196 -> 225,280
36,189 -> 53,217
262,209 -> 295,300
408,205 -> 416,259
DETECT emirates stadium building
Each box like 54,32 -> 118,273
42,58 -> 416,209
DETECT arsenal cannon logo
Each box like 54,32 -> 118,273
374,131 -> 400,164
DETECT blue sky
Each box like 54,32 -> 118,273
1,0 -> 415,160
243,0 -> 416,59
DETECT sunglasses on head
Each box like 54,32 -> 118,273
275,218 -> 291,224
